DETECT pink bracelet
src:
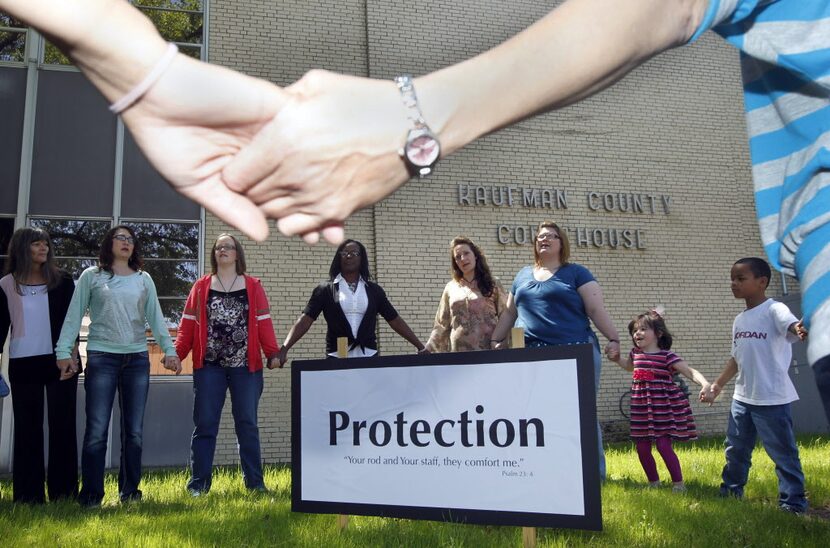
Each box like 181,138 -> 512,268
109,43 -> 179,114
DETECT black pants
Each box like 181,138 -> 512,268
9,354 -> 79,503
814,354 -> 830,426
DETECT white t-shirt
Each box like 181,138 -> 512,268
10,284 -> 53,359
731,298 -> 800,405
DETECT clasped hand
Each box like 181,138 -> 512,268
126,61 -> 414,245
161,355 -> 182,375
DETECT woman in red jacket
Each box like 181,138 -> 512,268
175,234 -> 279,496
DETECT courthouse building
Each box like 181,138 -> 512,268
0,1 -> 820,472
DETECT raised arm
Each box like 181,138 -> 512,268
223,0 -> 710,238
0,0 -> 288,241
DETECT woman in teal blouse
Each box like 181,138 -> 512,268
56,225 -> 180,507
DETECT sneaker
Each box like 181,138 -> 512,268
779,504 -> 806,515
646,481 -> 660,489
0,376 -> 9,398
719,486 -> 743,500
188,488 -> 204,498
672,482 -> 687,493
248,485 -> 269,494
120,490 -> 143,504
79,498 -> 102,509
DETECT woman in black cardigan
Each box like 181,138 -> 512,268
278,240 -> 425,365
0,227 -> 80,503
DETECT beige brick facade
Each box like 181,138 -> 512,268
206,0 -> 774,464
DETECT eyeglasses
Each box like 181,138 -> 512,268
114,234 -> 135,244
536,232 -> 561,241
215,245 -> 236,252
339,250 -> 361,258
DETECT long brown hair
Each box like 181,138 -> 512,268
98,225 -> 143,276
5,227 -> 63,293
449,236 -> 496,297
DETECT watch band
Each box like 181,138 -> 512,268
394,75 -> 428,129
394,74 -> 441,177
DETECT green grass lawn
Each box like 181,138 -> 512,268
2,436 -> 828,547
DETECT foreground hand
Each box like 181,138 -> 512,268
121,55 -> 289,241
267,355 -> 282,369
223,70 -> 413,242
162,356 -> 182,375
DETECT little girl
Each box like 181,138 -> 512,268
610,309 -> 710,492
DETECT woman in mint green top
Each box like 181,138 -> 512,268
55,225 -> 180,507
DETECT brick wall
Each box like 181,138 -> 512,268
206,0 -> 767,463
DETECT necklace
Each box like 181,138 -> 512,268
347,280 -> 359,293
21,282 -> 44,296
217,274 -> 238,294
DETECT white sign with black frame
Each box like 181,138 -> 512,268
291,345 -> 602,530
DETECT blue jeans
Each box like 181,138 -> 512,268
720,399 -> 807,512
813,354 -> 830,425
590,340 -> 606,481
188,365 -> 264,492
79,351 -> 150,505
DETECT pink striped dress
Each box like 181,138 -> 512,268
629,349 -> 697,441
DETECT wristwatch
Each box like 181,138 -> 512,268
394,75 -> 441,177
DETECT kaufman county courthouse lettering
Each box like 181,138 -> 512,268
0,0 -> 822,471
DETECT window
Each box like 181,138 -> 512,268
0,13 -> 25,63
131,221 -> 199,375
135,1 -> 205,60
0,217 -> 14,273
39,1 -> 206,66
130,220 -> 199,325
29,218 -> 111,280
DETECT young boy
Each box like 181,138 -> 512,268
702,257 -> 808,514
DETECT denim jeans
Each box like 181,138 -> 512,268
590,339 -> 606,481
813,354 -> 830,425
79,351 -> 150,505
720,399 -> 807,512
188,365 -> 264,493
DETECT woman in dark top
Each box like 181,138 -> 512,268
175,234 -> 280,495
0,227 -> 79,503
278,239 -> 425,365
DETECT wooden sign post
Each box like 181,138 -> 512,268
336,337 -> 350,532
511,327 -> 537,548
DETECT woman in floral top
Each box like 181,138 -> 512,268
425,237 -> 506,353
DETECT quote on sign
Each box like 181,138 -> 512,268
292,347 -> 602,529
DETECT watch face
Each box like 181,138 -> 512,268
405,134 -> 440,167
